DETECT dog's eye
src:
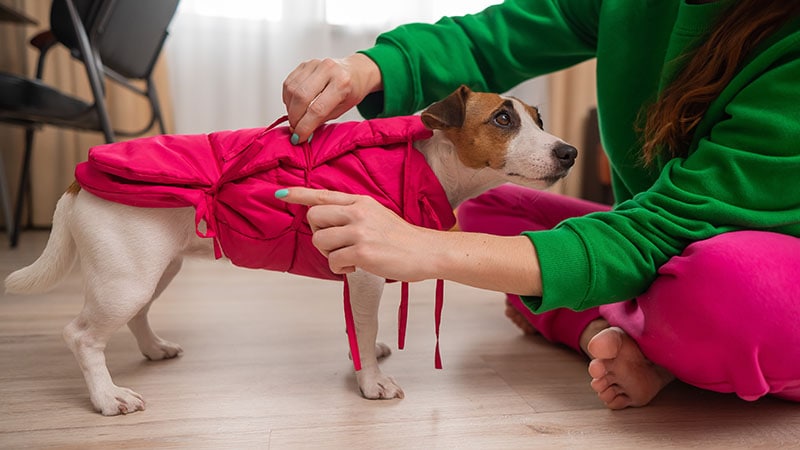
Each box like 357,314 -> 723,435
493,112 -> 512,128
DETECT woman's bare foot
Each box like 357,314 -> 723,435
585,325 -> 675,409
504,300 -> 537,335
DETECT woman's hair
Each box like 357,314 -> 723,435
640,0 -> 800,165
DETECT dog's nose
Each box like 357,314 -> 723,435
553,143 -> 577,169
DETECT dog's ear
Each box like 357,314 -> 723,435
420,85 -> 471,130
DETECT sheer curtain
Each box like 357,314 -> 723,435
165,0 -> 548,135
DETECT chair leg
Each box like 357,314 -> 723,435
147,78 -> 167,135
12,128 -> 35,247
0,148 -> 16,248
63,0 -> 115,143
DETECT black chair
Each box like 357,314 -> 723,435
0,0 -> 180,247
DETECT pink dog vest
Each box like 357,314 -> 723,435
75,116 -> 455,369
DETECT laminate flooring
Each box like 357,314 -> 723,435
1,231 -> 798,449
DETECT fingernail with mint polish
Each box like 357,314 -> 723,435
290,133 -> 300,145
274,188 -> 289,199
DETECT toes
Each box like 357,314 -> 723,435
143,341 -> 183,361
357,370 -> 404,400
605,392 -> 633,410
360,381 -> 404,400
590,376 -> 611,393
584,325 -> 674,410
594,384 -> 631,409
587,358 -> 608,379
586,326 -> 624,360
378,379 -> 405,399
595,384 -> 619,404
96,387 -> 146,416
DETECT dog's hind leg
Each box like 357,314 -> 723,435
63,270 -> 163,415
347,270 -> 404,399
127,258 -> 184,361
64,200 -> 189,415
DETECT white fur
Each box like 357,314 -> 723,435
4,91 -> 574,415
501,98 -> 573,184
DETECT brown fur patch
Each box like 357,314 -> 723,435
444,92 -> 519,170
66,181 -> 81,195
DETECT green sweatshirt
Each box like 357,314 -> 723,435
358,0 -> 800,312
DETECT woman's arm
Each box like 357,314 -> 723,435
360,0 -> 599,118
282,0 -> 600,141
277,187 -> 543,296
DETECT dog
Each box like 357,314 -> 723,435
4,85 -> 577,415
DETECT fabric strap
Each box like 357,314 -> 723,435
434,279 -> 444,369
398,282 -> 409,349
343,277 -> 444,372
343,277 -> 361,371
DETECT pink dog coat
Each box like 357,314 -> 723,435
75,115 -> 456,370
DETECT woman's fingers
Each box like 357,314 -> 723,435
282,54 -> 382,143
276,187 -> 361,273
282,59 -> 353,142
275,187 -> 359,207
275,187 -> 426,280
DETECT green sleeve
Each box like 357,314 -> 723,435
523,50 -> 800,312
357,0 -> 600,118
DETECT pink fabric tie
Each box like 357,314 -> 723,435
344,277 -> 444,372
434,279 -> 444,369
342,277 -> 362,371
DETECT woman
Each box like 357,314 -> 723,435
279,0 -> 800,409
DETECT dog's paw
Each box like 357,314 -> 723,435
349,342 -> 392,361
357,371 -> 405,400
375,342 -> 392,359
93,386 -> 146,416
141,339 -> 183,361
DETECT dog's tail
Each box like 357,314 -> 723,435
5,184 -> 78,295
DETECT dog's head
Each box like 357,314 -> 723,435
420,85 -> 577,189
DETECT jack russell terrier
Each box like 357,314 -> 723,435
5,85 -> 577,415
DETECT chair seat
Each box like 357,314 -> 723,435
0,72 -> 101,130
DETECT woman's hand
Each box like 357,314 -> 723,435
277,187 -> 544,296
282,54 -> 382,144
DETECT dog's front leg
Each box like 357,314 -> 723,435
346,270 -> 404,399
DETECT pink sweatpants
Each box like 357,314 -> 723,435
457,184 -> 800,402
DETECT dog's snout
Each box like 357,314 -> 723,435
553,144 -> 577,169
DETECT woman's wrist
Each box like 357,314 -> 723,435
346,53 -> 383,95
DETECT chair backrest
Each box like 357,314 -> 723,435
50,0 -> 180,80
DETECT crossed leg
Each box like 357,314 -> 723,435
459,186 -> 800,408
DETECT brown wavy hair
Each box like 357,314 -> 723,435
640,0 -> 800,165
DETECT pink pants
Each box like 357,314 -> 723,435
457,184 -> 800,402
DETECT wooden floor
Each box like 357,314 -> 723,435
1,231 -> 799,449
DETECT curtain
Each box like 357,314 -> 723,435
165,0 -> 547,135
